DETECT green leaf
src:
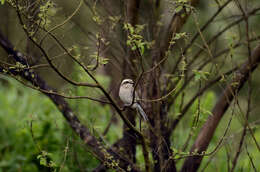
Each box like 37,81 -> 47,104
174,154 -> 180,159
126,40 -> 131,46
40,157 -> 47,166
101,57 -> 109,64
131,46 -> 136,51
140,45 -> 144,55
1,0 -> 5,5
175,6 -> 183,13
195,74 -> 201,81
37,155 -> 42,159
49,161 -> 57,168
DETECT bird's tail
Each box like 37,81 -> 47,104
136,103 -> 148,121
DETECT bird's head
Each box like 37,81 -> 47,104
121,79 -> 134,86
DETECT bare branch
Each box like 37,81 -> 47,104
0,30 -> 140,172
181,43 -> 260,172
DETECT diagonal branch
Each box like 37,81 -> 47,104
180,43 -> 260,172
152,0 -> 200,63
0,30 -> 140,172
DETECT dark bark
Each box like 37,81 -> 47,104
181,44 -> 260,172
0,30 -> 140,172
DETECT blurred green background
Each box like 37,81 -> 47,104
0,76 -> 259,171
0,0 -> 260,171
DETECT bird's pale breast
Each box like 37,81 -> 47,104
119,84 -> 134,105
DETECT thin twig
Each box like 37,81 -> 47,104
40,0 -> 84,45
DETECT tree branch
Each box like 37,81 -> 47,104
180,43 -> 260,172
0,30 -> 140,172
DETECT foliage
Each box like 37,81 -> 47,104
0,0 -> 260,171
124,23 -> 154,55
0,76 -> 259,171
0,77 -> 121,171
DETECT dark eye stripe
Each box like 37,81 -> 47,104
124,81 -> 134,84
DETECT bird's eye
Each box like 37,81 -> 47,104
122,80 -> 134,85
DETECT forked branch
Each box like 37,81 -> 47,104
181,44 -> 260,172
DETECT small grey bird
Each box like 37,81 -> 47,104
119,79 -> 148,121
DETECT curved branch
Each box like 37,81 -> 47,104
152,0 -> 200,63
14,2 -> 144,142
171,0 -> 232,75
166,35 -> 260,130
186,7 -> 260,70
180,43 -> 260,172
169,67 -> 237,132
0,30 -> 140,172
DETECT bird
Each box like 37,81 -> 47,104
119,79 -> 148,121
